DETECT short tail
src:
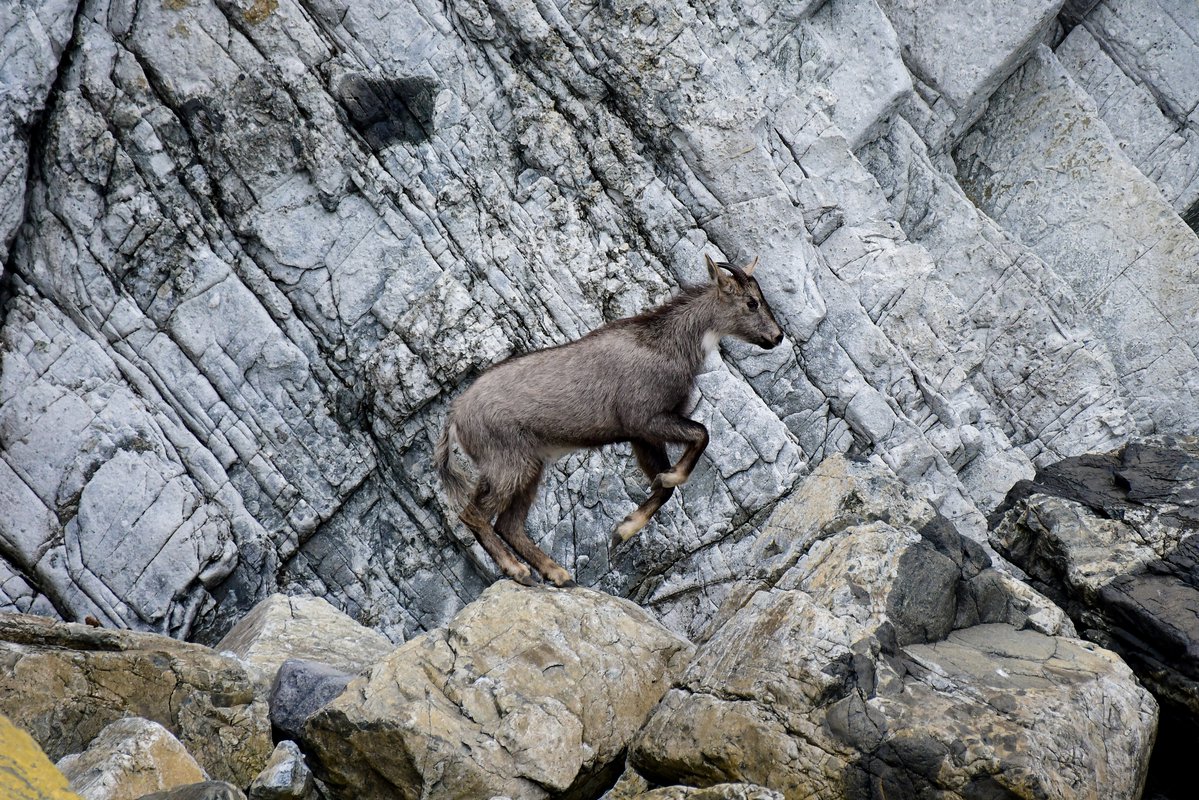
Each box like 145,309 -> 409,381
435,419 -> 471,510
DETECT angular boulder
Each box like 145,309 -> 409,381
0,713 -> 81,800
0,613 -> 272,788
268,659 -> 354,743
991,438 -> 1199,717
216,594 -> 395,687
247,741 -> 316,800
56,718 -> 206,800
630,456 -> 1157,799
303,582 -> 694,799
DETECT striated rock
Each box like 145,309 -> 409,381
268,659 -> 354,743
216,593 -> 395,687
956,46 -> 1199,434
0,613 -> 272,788
56,718 -> 207,800
991,438 -> 1199,717
630,456 -> 1157,799
0,0 -> 77,267
877,0 -> 1064,149
2,0 -> 1177,654
1056,22 -> 1199,218
138,784 -> 248,800
247,741 -> 316,800
860,116 -> 1133,469
1063,0 -> 1199,218
304,582 -> 694,800
0,713 -> 81,800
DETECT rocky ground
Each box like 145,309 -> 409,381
4,451 -> 1190,800
2,0 -> 1198,797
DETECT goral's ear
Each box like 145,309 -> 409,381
705,253 -> 739,294
743,255 -> 759,276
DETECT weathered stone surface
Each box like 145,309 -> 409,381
247,741 -> 315,800
1057,21 -> 1199,218
877,0 -> 1064,149
0,713 -> 81,800
0,0 -> 77,267
630,456 -> 1156,799
860,117 -> 1134,469
1068,0 -> 1199,218
139,783 -> 248,800
56,718 -> 206,800
216,593 -> 395,687
268,659 -> 354,743
0,613 -> 272,788
602,769 -> 782,800
956,46 -> 1199,434
2,0 -> 1166,654
991,439 -> 1199,718
304,582 -> 694,800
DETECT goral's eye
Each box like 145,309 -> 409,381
746,298 -> 760,310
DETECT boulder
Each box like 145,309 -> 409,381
0,713 -> 81,800
247,741 -> 316,800
303,582 -> 694,800
268,659 -> 354,743
0,613 -> 272,788
56,718 -> 206,800
629,456 -> 1157,799
216,593 -> 395,687
138,784 -> 248,800
991,438 -> 1199,717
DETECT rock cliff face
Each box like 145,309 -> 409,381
1,0 -> 1197,700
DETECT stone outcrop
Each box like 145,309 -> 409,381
303,582 -> 694,800
991,438 -> 1199,718
3,0 -> 1198,654
0,613 -> 272,788
215,593 -> 396,687
3,0 -> 1199,794
630,456 -> 1158,799
56,718 -> 207,800
0,713 -> 81,800
956,46 -> 1199,434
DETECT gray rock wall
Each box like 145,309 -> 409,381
1,0 -> 1197,646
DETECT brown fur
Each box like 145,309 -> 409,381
435,255 -> 783,586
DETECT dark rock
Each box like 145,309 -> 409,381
139,782 -> 248,800
991,438 -> 1199,716
269,660 -> 353,743
991,438 -> 1199,799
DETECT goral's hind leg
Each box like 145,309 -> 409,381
494,464 -> 575,588
460,480 -> 535,586
611,439 -> 677,553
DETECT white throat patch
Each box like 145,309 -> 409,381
702,330 -> 722,357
